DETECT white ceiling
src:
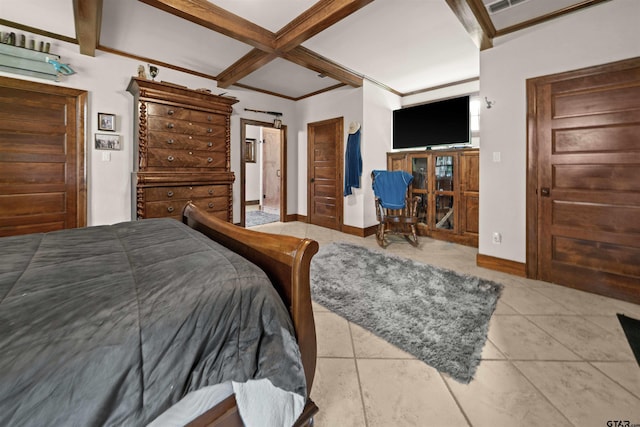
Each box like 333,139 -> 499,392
1,0 -> 610,99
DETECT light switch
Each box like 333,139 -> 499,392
492,152 -> 501,162
101,151 -> 111,162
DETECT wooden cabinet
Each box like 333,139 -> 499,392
127,78 -> 238,221
387,148 -> 479,246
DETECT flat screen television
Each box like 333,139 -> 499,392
393,96 -> 470,149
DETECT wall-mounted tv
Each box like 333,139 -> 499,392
393,95 -> 470,149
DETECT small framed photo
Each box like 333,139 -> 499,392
98,112 -> 116,131
245,138 -> 256,163
95,133 -> 121,150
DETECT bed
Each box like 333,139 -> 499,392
0,202 -> 319,426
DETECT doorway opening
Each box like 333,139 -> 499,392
240,118 -> 287,228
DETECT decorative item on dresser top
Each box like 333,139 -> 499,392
127,77 -> 238,222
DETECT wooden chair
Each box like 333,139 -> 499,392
371,170 -> 421,248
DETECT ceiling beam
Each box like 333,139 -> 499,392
275,0 -> 374,52
216,49 -> 279,89
73,0 -> 103,56
445,0 -> 494,50
142,0 -> 369,89
139,0 -> 276,52
282,46 -> 363,88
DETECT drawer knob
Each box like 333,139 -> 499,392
189,151 -> 193,155
167,123 -> 174,129
167,110 -> 175,115
208,189 -> 213,195
167,206 -> 174,213
207,157 -> 213,163
208,202 -> 214,208
167,156 -> 175,162
167,139 -> 174,144
167,191 -> 174,197
207,128 -> 213,133
207,115 -> 212,121
207,142 -> 213,147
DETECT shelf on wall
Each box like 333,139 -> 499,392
0,43 -> 64,81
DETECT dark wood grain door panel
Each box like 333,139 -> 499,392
528,58 -> 640,303
0,76 -> 86,237
307,118 -> 343,230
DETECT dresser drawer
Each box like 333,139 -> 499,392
148,117 -> 226,137
191,196 -> 228,213
145,196 -> 228,218
189,110 -> 226,126
147,149 -> 226,169
148,131 -> 226,152
146,103 -> 190,120
145,185 -> 228,201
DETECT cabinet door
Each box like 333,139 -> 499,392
386,152 -> 407,172
433,154 -> 455,231
460,151 -> 479,240
409,155 -> 429,225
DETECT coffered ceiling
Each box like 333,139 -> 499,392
0,0 -> 612,100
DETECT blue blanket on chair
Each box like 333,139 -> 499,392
372,170 -> 414,209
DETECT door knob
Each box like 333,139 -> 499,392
310,178 -> 315,183
540,187 -> 550,197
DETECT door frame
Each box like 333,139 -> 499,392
525,57 -> 640,279
306,117 -> 344,230
239,118 -> 287,227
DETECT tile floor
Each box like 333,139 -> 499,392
250,221 -> 640,427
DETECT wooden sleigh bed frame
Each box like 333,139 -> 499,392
182,202 -> 320,426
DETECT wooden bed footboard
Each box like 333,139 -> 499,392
182,203 -> 320,426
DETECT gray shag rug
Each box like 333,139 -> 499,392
245,210 -> 279,227
310,242 -> 503,383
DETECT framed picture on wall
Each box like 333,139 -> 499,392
95,133 -> 121,150
98,112 -> 116,131
245,138 -> 256,163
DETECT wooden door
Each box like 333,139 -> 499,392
0,76 -> 87,237
527,58 -> 640,303
307,118 -> 343,230
262,127 -> 281,215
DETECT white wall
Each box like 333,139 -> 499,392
0,26 -> 298,226
402,80 -> 479,107
479,0 -> 640,262
295,85 -> 363,225
362,80 -> 401,227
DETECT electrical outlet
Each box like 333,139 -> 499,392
492,232 -> 502,244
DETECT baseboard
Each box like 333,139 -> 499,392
246,200 -> 260,206
476,254 -> 527,277
283,215 -> 376,237
341,224 -> 377,238
286,214 -> 306,222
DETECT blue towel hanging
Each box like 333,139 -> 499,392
372,170 -> 414,209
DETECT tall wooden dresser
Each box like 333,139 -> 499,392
127,78 -> 238,222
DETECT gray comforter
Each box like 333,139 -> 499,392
0,218 -> 306,426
